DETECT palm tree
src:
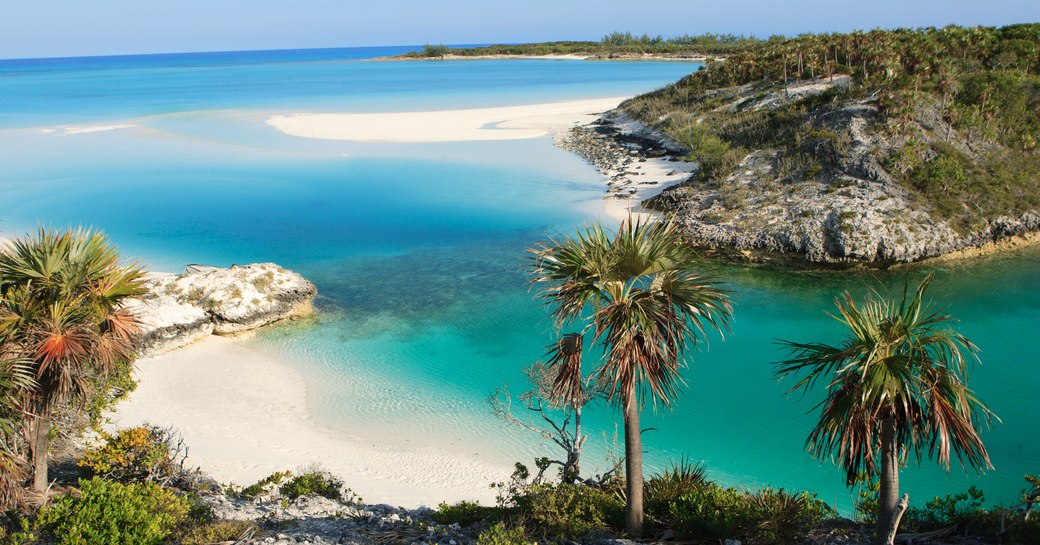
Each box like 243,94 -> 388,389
0,357 -> 33,508
0,227 -> 144,493
775,275 -> 993,545
530,216 -> 731,537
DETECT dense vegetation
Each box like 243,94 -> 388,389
401,32 -> 766,58
622,24 -> 1040,232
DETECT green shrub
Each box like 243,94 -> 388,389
744,488 -> 836,545
477,521 -> 532,545
240,470 -> 293,499
645,459 -> 708,519
279,471 -> 343,500
523,483 -> 624,538
180,520 -> 260,545
668,482 -> 749,541
906,485 -> 987,530
434,500 -> 503,526
15,478 -> 188,545
78,426 -> 186,485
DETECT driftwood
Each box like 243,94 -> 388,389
883,493 -> 910,545
231,525 -> 258,544
488,360 -> 600,484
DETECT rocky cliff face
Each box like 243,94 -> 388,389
125,263 -> 317,357
564,77 -> 1039,267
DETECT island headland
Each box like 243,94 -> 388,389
549,25 -> 1040,267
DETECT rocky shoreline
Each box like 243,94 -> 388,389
557,91 -> 1040,267
125,263 -> 317,357
555,110 -> 695,218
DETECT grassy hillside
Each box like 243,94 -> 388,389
623,24 -> 1040,233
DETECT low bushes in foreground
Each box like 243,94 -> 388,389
78,425 -> 193,487
464,460 -> 834,543
9,478 -> 190,545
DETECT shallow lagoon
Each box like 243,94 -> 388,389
1,48 -> 1037,511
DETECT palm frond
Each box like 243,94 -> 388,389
776,274 -> 994,484
531,215 -> 731,408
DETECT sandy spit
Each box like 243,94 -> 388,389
266,97 -> 627,143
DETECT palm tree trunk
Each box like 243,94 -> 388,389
32,405 -> 51,493
568,407 -> 583,483
875,416 -> 900,545
623,383 -> 644,538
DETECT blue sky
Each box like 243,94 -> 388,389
3,0 -> 1039,59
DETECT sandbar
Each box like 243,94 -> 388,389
266,97 -> 626,143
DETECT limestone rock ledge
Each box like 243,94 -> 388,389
125,263 -> 317,357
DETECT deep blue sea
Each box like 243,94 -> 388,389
1,46 -> 1037,512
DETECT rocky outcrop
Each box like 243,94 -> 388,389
203,493 -> 467,545
125,263 -> 316,357
562,78 -> 1040,267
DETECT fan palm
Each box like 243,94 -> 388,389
776,275 -> 993,545
0,227 -> 144,492
530,216 -> 731,537
0,357 -> 34,508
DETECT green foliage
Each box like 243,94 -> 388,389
522,483 -> 624,538
239,470 -> 293,499
78,426 -> 185,485
663,483 -> 832,545
399,32 -> 766,59
278,471 -> 343,500
179,520 -> 259,545
433,500 -> 503,526
644,459 -> 708,516
853,477 -> 879,524
419,44 -> 450,58
905,486 -> 987,530
666,483 -> 748,541
668,122 -> 748,183
13,478 -> 188,545
477,521 -> 532,545
744,488 -> 837,545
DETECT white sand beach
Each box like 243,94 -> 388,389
266,97 -> 626,143
111,336 -> 511,507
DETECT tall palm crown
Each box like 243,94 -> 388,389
776,275 -> 993,544
0,227 -> 144,492
530,216 -> 731,537
531,217 -> 731,405
777,275 -> 992,481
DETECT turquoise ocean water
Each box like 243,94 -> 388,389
1,46 -> 1037,511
